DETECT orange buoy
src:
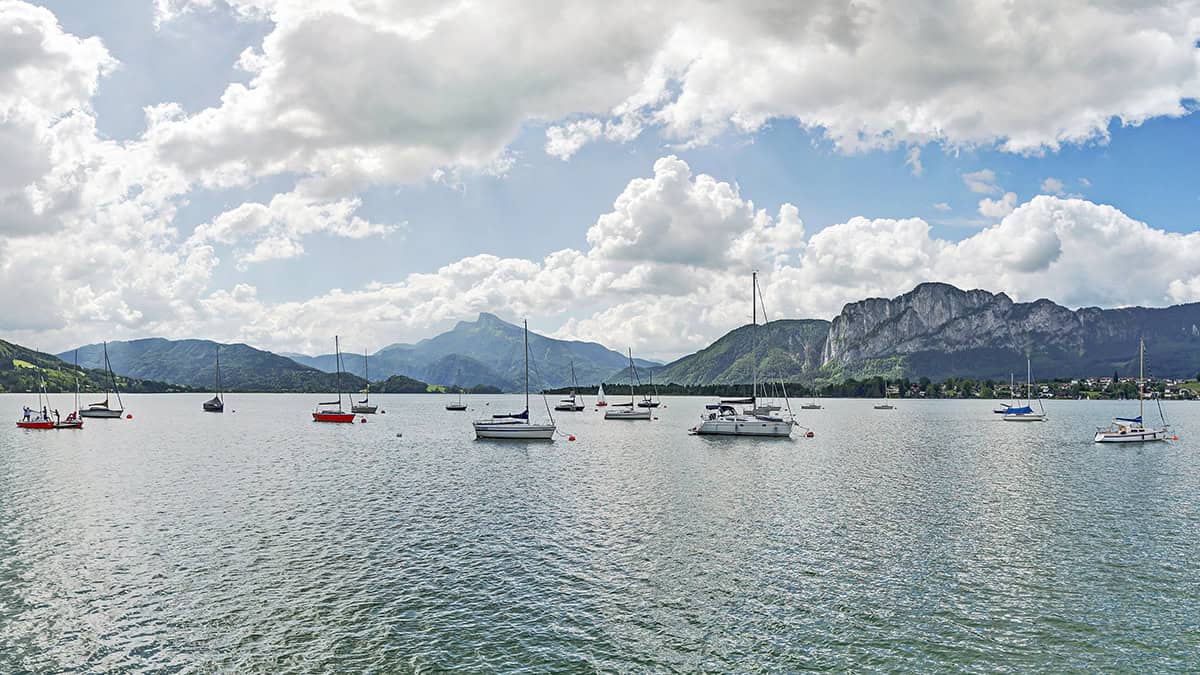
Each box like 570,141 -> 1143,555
1173,435 -> 1179,440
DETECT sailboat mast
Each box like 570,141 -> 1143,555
752,270 -> 758,404
335,335 -> 343,407
1027,357 -> 1032,403
73,349 -> 80,413
1139,338 -> 1145,421
524,320 -> 530,424
364,349 -> 369,401
628,348 -> 635,405
215,345 -> 222,398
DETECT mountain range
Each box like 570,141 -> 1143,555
41,283 -> 1200,393
65,339 -> 367,393
287,313 -> 660,390
653,283 -> 1200,383
1,340 -> 190,394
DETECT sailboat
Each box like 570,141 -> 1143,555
1094,339 -> 1170,443
595,383 -> 608,407
54,350 -> 84,429
800,385 -> 822,410
555,361 -> 586,411
79,341 -> 124,418
873,379 -> 895,410
446,389 -> 468,411
637,367 -> 660,408
203,345 -> 224,412
312,336 -> 356,423
692,271 -> 795,437
1002,357 -> 1046,422
473,320 -> 556,439
351,349 -> 377,414
994,373 -> 1015,413
605,348 -> 652,420
16,370 -> 56,429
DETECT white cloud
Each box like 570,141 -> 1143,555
904,146 -> 923,176
963,169 -> 1000,194
1041,177 -> 1065,195
932,202 -> 952,212
978,191 -> 1018,218
143,0 -> 1200,186
1079,177 -> 1092,187
190,190 -> 400,266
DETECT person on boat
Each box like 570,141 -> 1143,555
23,406 -> 30,421
53,409 -> 60,423
41,406 -> 48,421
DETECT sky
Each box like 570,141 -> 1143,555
2,0 -> 1200,361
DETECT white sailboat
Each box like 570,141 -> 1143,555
79,341 -> 124,418
637,367 -> 660,408
873,379 -> 895,410
446,389 -> 468,411
473,320 -> 556,440
555,361 -> 586,411
1094,339 -> 1170,443
1002,357 -> 1046,422
605,348 -> 651,420
203,344 -> 224,412
351,349 -> 377,414
692,271 -> 795,437
800,385 -> 822,410
596,383 -> 608,407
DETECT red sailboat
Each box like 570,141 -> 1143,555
313,335 -> 357,423
16,370 -> 61,429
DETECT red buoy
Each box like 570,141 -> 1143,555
806,431 -> 814,438
568,435 -> 576,441
360,417 -> 367,423
126,414 -> 133,419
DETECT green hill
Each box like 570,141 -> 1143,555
647,319 -> 831,385
62,339 -> 367,393
1,340 -> 191,394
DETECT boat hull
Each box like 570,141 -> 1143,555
446,404 -> 468,411
351,405 -> 377,414
473,422 -> 555,440
1002,413 -> 1047,422
692,417 -> 793,437
604,409 -> 651,420
1094,428 -> 1168,443
800,405 -> 822,410
636,401 -> 660,408
873,404 -> 895,410
554,404 -> 585,411
53,420 -> 84,429
79,408 -> 123,418
203,403 -> 224,413
16,420 -> 55,429
313,412 -> 356,423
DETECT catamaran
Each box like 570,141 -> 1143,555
605,348 -> 652,420
473,320 -> 556,439
312,336 -> 356,423
1094,339 -> 1170,443
352,349 -> 377,414
692,271 -> 796,437
80,341 -> 124,418
555,361 -> 586,411
1002,357 -> 1046,422
203,345 -> 224,412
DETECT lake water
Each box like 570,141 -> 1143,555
2,393 -> 1198,671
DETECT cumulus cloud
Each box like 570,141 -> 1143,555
978,191 -> 1018,218
190,190 -> 400,266
932,202 -> 952,212
143,0 -> 1200,188
1040,177 -> 1066,195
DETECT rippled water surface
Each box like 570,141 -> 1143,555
2,393 -> 1199,671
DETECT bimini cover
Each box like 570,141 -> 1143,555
1004,406 -> 1034,415
1115,416 -> 1143,423
493,409 -> 528,419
